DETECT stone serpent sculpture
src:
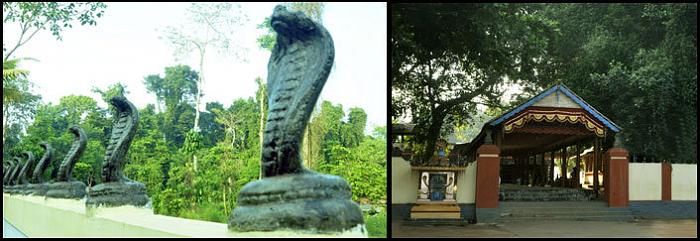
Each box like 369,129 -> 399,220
2,161 -> 7,182
87,96 -> 148,207
25,142 -> 54,195
261,5 -> 335,177
3,158 -> 14,185
46,126 -> 88,199
229,6 -> 363,233
6,156 -> 23,186
102,96 -> 139,183
56,126 -> 87,182
3,157 -> 20,187
16,151 -> 35,185
31,142 -> 54,183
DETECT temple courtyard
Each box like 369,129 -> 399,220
392,219 -> 697,238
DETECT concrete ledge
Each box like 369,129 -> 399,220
629,201 -> 697,219
3,194 -> 367,237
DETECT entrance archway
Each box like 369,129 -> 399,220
462,84 -> 629,223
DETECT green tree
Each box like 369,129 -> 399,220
2,58 -> 40,147
144,74 -> 166,113
161,3 -> 248,133
392,3 -> 557,162
3,2 -> 107,61
536,3 -> 697,163
11,95 -> 108,185
345,108 -> 367,148
143,65 -> 199,148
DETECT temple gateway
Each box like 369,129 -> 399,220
393,84 -> 642,223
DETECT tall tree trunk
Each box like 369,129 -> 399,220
192,49 -> 206,172
155,96 -> 162,113
421,112 -> 446,164
194,49 -> 205,133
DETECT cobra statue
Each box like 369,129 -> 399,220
260,5 -> 335,177
24,142 -> 56,195
229,6 -> 363,233
3,158 -> 13,188
56,126 -> 87,182
2,158 -> 13,185
2,161 -> 6,186
7,156 -> 23,186
2,161 -> 7,179
3,157 -> 20,187
16,151 -> 36,185
45,126 -> 88,199
86,96 -> 148,207
102,96 -> 139,182
31,142 -> 54,183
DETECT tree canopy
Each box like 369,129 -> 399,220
392,3 -> 697,163
392,3 -> 556,162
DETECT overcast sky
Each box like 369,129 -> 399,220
3,2 -> 387,133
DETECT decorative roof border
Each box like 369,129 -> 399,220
489,84 -> 620,133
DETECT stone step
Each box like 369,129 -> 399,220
500,188 -> 590,191
410,204 -> 462,219
411,204 -> 461,212
497,215 -> 634,222
500,210 -> 632,217
501,208 -> 628,214
501,193 -> 588,197
410,212 -> 461,219
403,219 -> 472,226
501,194 -> 591,198
501,198 -> 592,202
501,197 -> 593,202
501,192 -> 591,195
496,200 -> 634,223
499,201 -> 609,208
501,189 -> 589,193
500,193 -> 594,201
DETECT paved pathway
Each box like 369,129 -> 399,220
392,219 -> 697,238
3,218 -> 27,238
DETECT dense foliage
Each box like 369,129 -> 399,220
535,3 -> 697,163
392,3 -> 556,161
3,65 -> 387,223
392,3 -> 697,163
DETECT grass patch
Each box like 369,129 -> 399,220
178,202 -> 228,223
365,209 -> 387,238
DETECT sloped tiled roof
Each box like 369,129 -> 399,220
489,84 -> 621,132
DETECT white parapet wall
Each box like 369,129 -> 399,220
391,157 -> 418,204
2,194 -> 367,237
456,161 -> 476,204
671,164 -> 697,200
629,163 -> 662,201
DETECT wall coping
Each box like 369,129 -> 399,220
3,194 -> 367,237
